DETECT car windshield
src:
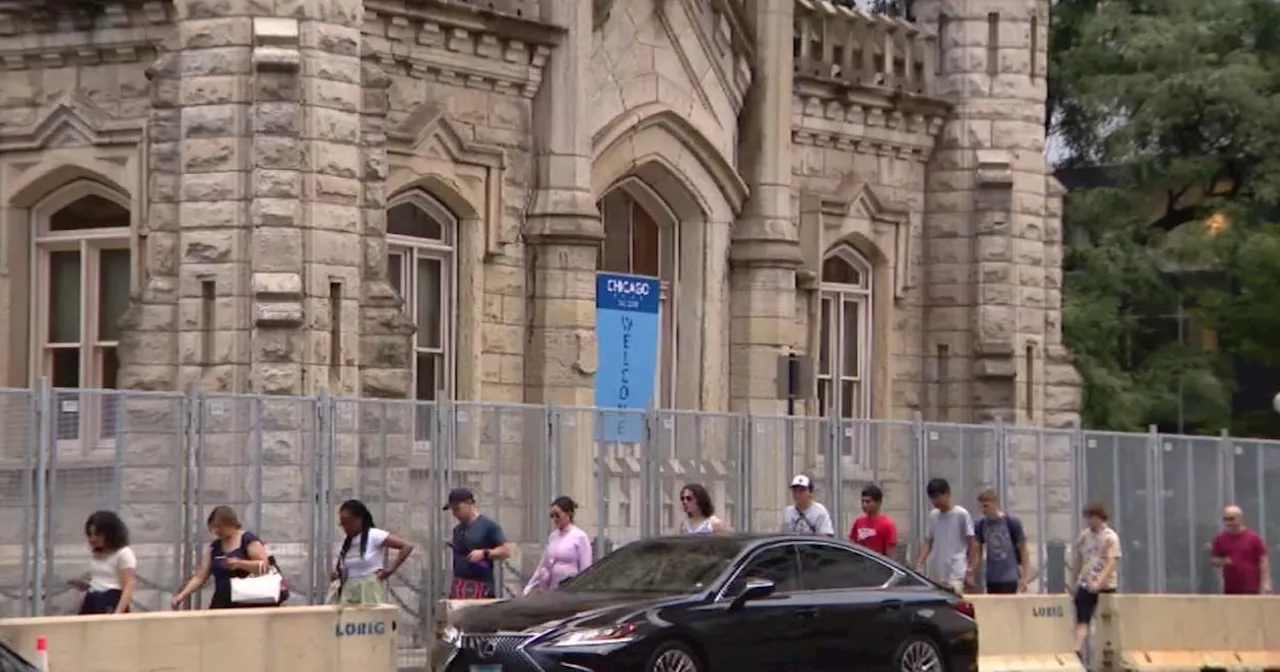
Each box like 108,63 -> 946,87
562,536 -> 748,594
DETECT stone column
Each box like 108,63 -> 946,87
524,0 -> 602,529
733,0 -> 803,527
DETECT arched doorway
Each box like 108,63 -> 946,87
29,182 -> 132,443
597,180 -> 680,409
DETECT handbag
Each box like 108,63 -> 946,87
230,557 -> 286,606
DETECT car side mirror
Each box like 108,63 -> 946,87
729,578 -> 776,611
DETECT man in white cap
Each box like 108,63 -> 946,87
782,474 -> 835,536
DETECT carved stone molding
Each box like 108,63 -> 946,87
0,93 -> 143,151
363,0 -> 560,98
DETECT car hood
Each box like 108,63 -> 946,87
451,591 -> 689,633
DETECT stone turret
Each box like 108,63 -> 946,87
912,0 -> 1080,426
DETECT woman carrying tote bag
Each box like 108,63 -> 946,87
171,506 -> 284,609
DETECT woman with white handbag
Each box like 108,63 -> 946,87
170,506 -> 280,609
327,499 -> 414,605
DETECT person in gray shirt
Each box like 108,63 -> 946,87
914,478 -> 978,592
781,474 -> 835,536
975,489 -> 1028,593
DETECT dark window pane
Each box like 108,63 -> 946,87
51,348 -> 79,387
98,249 -> 131,342
416,257 -> 442,349
415,353 -> 438,401
388,202 -> 443,240
101,347 -> 120,389
823,255 -> 862,286
632,201 -> 660,278
388,253 -> 404,298
734,545 -> 802,593
798,544 -> 894,590
49,251 -> 81,343
600,191 -> 632,273
842,300 -> 860,378
49,195 -> 130,231
819,297 -> 833,374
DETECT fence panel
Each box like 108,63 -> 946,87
1156,434 -> 1227,593
1080,431 -> 1158,592
918,423 -> 999,536
196,393 -> 323,607
39,388 -> 187,614
1003,427 -> 1078,592
0,388 -> 35,617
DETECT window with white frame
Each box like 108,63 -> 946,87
818,248 -> 873,448
386,191 -> 456,416
598,186 -> 678,409
30,183 -> 132,445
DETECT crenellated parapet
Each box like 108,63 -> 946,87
793,0 -> 936,96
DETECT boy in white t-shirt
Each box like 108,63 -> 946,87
331,499 -> 415,605
71,511 -> 136,614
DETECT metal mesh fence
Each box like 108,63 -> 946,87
5,383 -> 1280,657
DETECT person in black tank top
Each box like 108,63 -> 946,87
170,506 -> 271,609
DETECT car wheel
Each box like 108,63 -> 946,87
894,635 -> 945,672
646,640 -> 701,672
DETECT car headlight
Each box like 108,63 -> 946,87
550,623 -> 638,647
440,625 -> 462,647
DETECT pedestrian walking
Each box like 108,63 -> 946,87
914,478 -> 978,593
975,490 -> 1029,594
170,506 -> 273,609
1211,505 -> 1272,595
850,484 -> 898,558
445,488 -> 511,599
1068,501 -> 1121,659
781,475 -> 834,536
679,483 -> 730,534
71,511 -> 136,614
329,499 -> 415,605
523,496 -> 593,595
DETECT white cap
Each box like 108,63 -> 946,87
789,474 -> 812,489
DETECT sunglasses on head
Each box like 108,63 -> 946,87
681,495 -> 694,502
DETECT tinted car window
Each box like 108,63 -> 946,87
732,544 -> 801,593
798,543 -> 895,590
563,536 -> 747,593
0,642 -> 37,672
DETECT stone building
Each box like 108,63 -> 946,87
0,0 -> 1081,568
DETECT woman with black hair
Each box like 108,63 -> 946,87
330,499 -> 414,605
522,496 -> 592,594
679,483 -> 730,534
72,511 -> 136,614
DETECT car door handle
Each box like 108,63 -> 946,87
794,607 -> 820,618
881,600 -> 904,611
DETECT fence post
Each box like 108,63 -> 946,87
31,377 -> 51,617
910,411 -> 926,555
1147,424 -> 1164,592
741,413 -> 755,533
181,383 -> 202,610
993,416 -> 1008,505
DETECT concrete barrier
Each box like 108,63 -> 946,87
1096,594 -> 1280,671
970,594 -> 1086,672
0,605 -> 397,672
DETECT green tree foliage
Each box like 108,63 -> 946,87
1054,0 -> 1280,434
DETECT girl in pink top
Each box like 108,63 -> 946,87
523,496 -> 593,595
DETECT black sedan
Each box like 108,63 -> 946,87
436,533 -> 977,672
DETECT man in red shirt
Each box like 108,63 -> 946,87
850,484 -> 898,558
1211,505 -> 1272,595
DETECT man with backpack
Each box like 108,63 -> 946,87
781,475 -> 835,536
975,489 -> 1029,593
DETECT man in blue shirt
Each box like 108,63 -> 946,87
975,489 -> 1028,594
445,488 -> 511,598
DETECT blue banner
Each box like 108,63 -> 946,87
594,273 -> 661,442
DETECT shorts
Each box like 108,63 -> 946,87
986,582 -> 1019,594
1072,587 -> 1115,624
